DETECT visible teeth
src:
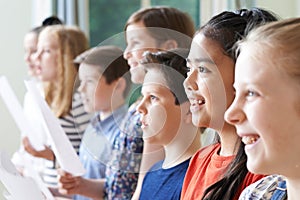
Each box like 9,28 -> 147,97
242,136 -> 258,145
198,99 -> 205,104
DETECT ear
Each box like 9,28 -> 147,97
115,77 -> 126,94
161,39 -> 178,50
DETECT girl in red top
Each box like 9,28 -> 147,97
181,8 -> 278,200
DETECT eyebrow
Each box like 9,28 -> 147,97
186,57 -> 215,64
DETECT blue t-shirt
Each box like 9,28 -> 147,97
139,158 -> 191,200
74,105 -> 127,200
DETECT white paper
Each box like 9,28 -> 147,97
0,151 -> 46,200
22,160 -> 55,200
25,80 -> 85,176
0,76 -> 44,150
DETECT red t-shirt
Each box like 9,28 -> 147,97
181,143 -> 265,200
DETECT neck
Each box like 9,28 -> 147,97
163,127 -> 201,169
100,99 -> 125,120
217,123 -> 240,156
286,178 -> 300,200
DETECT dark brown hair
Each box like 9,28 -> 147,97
79,46 -> 131,98
198,8 -> 278,200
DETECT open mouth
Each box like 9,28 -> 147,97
191,98 -> 206,106
197,99 -> 205,105
242,135 -> 260,145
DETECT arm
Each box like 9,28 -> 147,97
22,136 -> 54,161
57,170 -> 105,200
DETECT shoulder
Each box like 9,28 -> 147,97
191,143 -> 220,161
239,175 -> 285,200
149,160 -> 164,171
183,143 -> 219,175
243,172 -> 266,187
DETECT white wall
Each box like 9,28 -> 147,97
200,0 -> 300,26
256,0 -> 299,18
0,1 -> 31,198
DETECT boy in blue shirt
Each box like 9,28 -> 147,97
137,49 -> 201,200
57,45 -> 135,200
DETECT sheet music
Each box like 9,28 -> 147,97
0,151 -> 49,200
0,76 -> 44,150
25,80 -> 85,176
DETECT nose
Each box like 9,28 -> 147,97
32,50 -> 41,64
136,97 -> 147,115
224,98 -> 245,126
183,69 -> 198,92
123,46 -> 131,60
77,81 -> 85,93
24,51 -> 30,63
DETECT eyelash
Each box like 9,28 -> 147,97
198,66 -> 209,73
150,95 -> 158,101
246,90 -> 258,98
186,65 -> 209,74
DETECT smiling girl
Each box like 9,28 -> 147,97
225,17 -> 300,200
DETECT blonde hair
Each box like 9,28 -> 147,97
238,17 -> 300,82
40,25 -> 89,117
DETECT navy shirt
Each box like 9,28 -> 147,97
140,158 -> 191,200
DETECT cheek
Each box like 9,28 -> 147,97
130,67 -> 145,83
295,101 -> 300,117
148,104 -> 167,133
94,86 -> 104,101
206,79 -> 226,111
132,50 -> 145,60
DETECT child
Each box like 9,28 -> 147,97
23,25 -> 91,189
137,49 -> 201,199
118,7 -> 196,199
12,16 -> 63,175
225,17 -> 300,200
58,45 -> 133,200
181,8 -> 278,200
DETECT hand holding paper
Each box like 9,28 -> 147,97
0,151 -> 54,200
25,80 -> 85,176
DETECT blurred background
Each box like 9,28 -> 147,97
0,0 -> 299,198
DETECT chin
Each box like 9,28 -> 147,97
131,75 -> 143,84
192,116 -> 203,128
247,161 -> 268,175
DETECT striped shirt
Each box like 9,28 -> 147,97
43,92 -> 92,187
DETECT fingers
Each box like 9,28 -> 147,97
22,137 -> 37,155
57,170 -> 81,195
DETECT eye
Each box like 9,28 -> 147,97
150,95 -> 158,101
86,78 -> 95,83
247,90 -> 255,96
246,90 -> 258,99
185,66 -> 191,73
128,40 -> 139,49
198,66 -> 210,73
42,48 -> 50,54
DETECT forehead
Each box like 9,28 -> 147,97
79,63 -> 102,76
126,20 -> 145,31
143,69 -> 167,88
125,22 -> 159,42
235,45 -> 278,83
188,33 -> 235,78
24,32 -> 38,42
188,33 -> 226,63
38,31 -> 59,48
